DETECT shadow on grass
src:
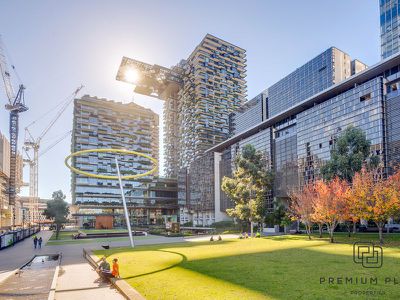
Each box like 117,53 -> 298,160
94,239 -> 237,257
179,246 -> 399,299
122,249 -> 188,280
268,233 -> 400,247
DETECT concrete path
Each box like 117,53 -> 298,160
0,230 -> 126,300
0,255 -> 59,300
0,230 -> 53,273
0,230 -> 53,288
54,262 -> 123,300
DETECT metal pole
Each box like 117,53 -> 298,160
115,158 -> 134,248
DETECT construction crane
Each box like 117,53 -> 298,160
0,35 -> 28,227
23,86 -> 83,223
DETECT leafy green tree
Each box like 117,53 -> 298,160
321,126 -> 379,183
44,190 -> 69,239
264,198 -> 288,227
222,144 -> 273,237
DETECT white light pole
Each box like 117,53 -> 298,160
115,157 -> 134,248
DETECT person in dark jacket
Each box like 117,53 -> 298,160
33,236 -> 38,249
38,237 -> 43,248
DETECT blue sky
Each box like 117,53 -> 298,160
0,0 -> 380,202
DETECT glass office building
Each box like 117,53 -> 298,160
207,51 -> 400,218
380,0 -> 400,59
229,91 -> 267,135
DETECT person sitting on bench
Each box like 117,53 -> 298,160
97,257 -> 112,278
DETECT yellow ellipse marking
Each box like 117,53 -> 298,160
65,148 -> 158,180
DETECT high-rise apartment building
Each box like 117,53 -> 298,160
71,96 -> 178,228
178,34 -> 247,168
116,34 -> 247,177
380,0 -> 400,59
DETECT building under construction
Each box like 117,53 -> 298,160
0,131 -> 23,228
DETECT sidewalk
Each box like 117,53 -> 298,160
54,262 -> 124,300
0,230 -> 125,299
0,230 -> 53,273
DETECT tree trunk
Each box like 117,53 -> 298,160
347,223 -> 351,237
378,225 -> 384,244
353,222 -> 357,234
250,220 -> 253,238
306,224 -> 312,240
56,223 -> 60,239
318,223 -> 323,238
329,230 -> 334,243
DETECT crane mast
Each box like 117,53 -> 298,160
24,86 -> 83,223
0,36 -> 28,227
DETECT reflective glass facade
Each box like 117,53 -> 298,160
380,0 -> 400,59
229,92 -> 267,135
297,77 -> 385,185
209,53 -> 400,213
268,48 -> 353,117
273,117 -> 298,198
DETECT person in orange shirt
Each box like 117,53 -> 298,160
111,258 -> 120,278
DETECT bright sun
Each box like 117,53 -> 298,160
124,68 -> 139,83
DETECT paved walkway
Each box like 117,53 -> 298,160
0,255 -> 59,300
0,230 -> 53,273
0,230 -> 125,300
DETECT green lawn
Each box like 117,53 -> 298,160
47,228 -> 139,245
80,229 -> 128,234
49,230 -> 78,240
47,235 -> 153,246
94,234 -> 400,300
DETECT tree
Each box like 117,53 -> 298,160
370,177 -> 400,244
313,178 -> 349,243
349,168 -> 400,244
288,182 -> 316,240
44,190 -> 69,239
265,198 -> 291,233
222,144 -> 273,237
321,126 -> 379,183
347,168 -> 374,234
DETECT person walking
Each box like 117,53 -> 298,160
33,236 -> 38,249
38,237 -> 43,249
111,258 -> 120,278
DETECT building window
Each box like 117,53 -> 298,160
360,93 -> 372,102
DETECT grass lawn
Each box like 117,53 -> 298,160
49,228 -> 128,240
94,233 -> 400,300
80,229 -> 128,234
49,230 -> 78,240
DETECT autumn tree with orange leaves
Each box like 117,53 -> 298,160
312,178 -> 349,243
288,182 -> 315,240
348,167 -> 400,244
